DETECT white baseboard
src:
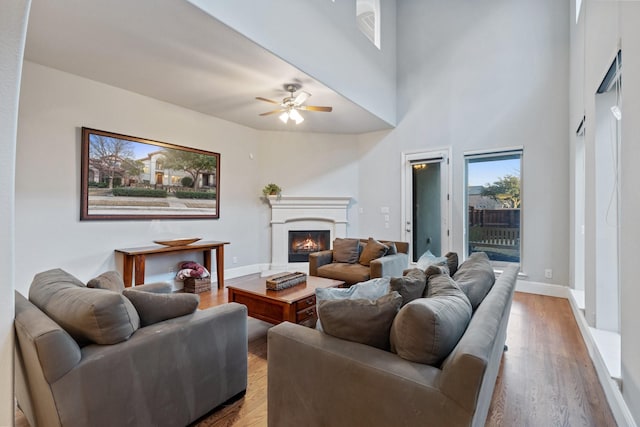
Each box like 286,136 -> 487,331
225,263 -> 270,280
515,279 -> 570,298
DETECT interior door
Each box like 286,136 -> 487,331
403,150 -> 450,263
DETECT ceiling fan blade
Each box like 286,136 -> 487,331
299,105 -> 333,112
256,96 -> 281,105
293,91 -> 310,106
259,109 -> 286,116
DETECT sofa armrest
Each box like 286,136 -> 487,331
370,253 -> 409,278
52,303 -> 248,427
14,292 -> 81,384
309,250 -> 333,276
268,322 -> 473,427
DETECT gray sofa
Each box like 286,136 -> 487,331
309,238 -> 409,286
268,262 -> 519,427
14,269 -> 248,427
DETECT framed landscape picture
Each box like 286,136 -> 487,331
80,127 -> 220,220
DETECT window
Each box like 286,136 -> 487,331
465,150 -> 522,264
356,0 -> 380,49
576,0 -> 583,23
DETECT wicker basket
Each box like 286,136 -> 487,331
183,277 -> 211,293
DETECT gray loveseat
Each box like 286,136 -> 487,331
268,259 -> 519,427
14,269 -> 248,427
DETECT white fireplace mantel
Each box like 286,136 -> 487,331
268,196 -> 351,270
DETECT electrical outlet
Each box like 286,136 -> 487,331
545,269 -> 553,279
385,222 -> 390,229
233,256 -> 238,264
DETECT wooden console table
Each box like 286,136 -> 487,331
115,240 -> 229,289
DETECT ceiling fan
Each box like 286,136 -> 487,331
256,84 -> 333,124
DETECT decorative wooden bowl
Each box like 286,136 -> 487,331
153,238 -> 201,247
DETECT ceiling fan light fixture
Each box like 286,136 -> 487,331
257,84 -> 330,124
289,109 -> 304,124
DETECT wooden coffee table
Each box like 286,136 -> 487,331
227,275 -> 344,326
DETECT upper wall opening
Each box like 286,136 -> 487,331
357,0 -> 381,49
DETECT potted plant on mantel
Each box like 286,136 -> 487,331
262,183 -> 282,198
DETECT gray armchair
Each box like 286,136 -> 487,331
309,239 -> 409,286
14,269 -> 248,427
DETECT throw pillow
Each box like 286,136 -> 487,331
453,252 -> 496,311
29,269 -> 140,345
359,237 -> 389,266
444,252 -> 459,276
390,269 -> 426,307
390,273 -> 472,365
87,270 -> 126,293
318,292 -> 402,350
316,277 -> 391,330
130,281 -> 173,294
332,238 -> 360,264
123,290 -> 199,326
381,241 -> 398,255
416,250 -> 447,270
422,264 -> 449,297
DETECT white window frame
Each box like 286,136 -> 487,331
463,147 -> 523,269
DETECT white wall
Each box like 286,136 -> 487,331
0,1 -> 31,424
358,0 -> 570,283
16,62 -> 267,289
571,0 -> 640,421
186,0 -> 397,126
257,130 -> 361,239
618,3 -> 640,422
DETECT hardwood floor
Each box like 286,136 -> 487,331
485,293 -> 616,427
16,278 -> 617,427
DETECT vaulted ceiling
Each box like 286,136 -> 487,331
24,0 -> 392,134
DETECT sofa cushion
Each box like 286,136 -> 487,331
318,292 -> 402,350
316,277 -> 390,330
87,270 -> 125,293
316,263 -> 370,284
123,289 -> 199,326
29,269 -> 140,345
390,269 -> 426,307
453,252 -> 496,311
390,273 -> 472,365
359,238 -> 389,266
444,252 -> 459,276
332,238 -> 360,264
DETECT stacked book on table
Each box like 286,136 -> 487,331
266,272 -> 307,291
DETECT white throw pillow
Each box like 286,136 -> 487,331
315,277 -> 390,331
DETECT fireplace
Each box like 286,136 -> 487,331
288,230 -> 330,262
268,196 -> 351,270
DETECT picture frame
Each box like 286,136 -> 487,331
80,127 -> 220,220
